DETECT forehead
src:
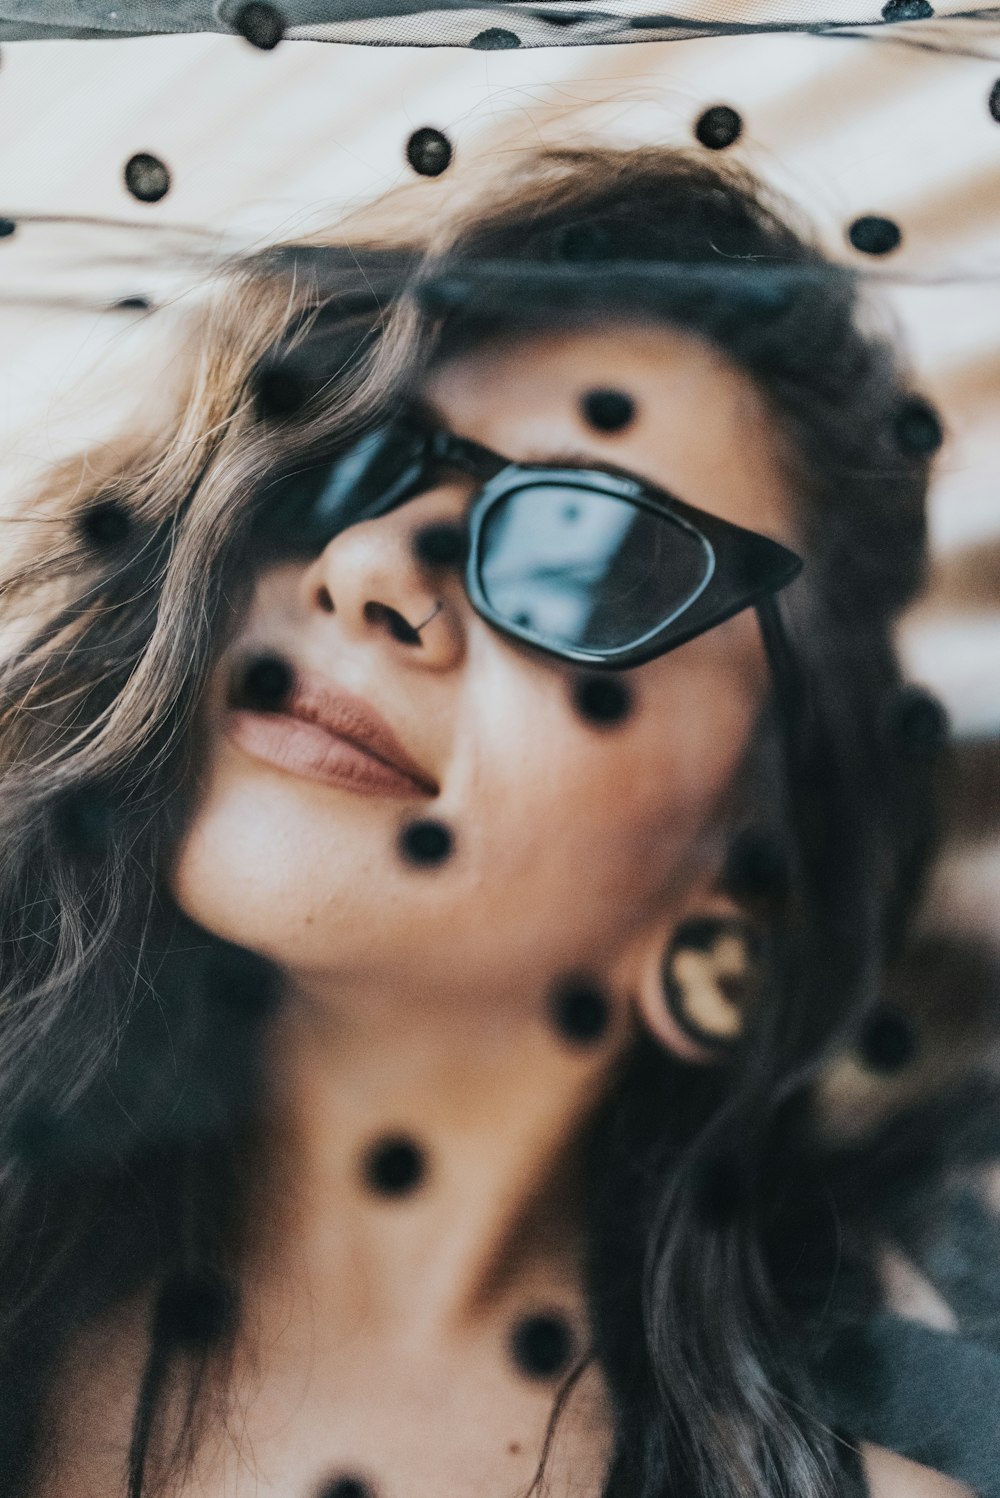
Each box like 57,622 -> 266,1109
422,322 -> 794,544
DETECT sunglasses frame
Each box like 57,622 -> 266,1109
273,413 -> 805,671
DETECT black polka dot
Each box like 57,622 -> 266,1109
989,79 -> 1000,124
0,217 -> 17,239
80,499 -> 132,547
316,1478 -> 375,1498
155,1271 -> 234,1350
723,831 -> 789,906
694,104 -> 743,151
233,1 -> 285,48
539,9 -> 583,24
236,653 -> 294,712
111,295 -> 152,312
848,215 -> 902,257
881,0 -> 933,18
691,1152 -> 746,1227
858,1005 -> 918,1072
362,1135 -> 427,1197
406,127 -> 453,178
894,395 -> 943,457
399,819 -> 453,866
414,520 -> 469,570
124,152 -> 171,204
548,977 -> 610,1047
510,1313 -> 574,1380
571,674 -> 632,727
580,389 -> 636,434
887,684 -> 949,757
469,27 -> 521,48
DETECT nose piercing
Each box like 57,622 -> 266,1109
412,601 -> 443,635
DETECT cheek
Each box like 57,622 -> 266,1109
461,638 -> 761,948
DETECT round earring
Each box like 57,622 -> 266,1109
662,916 -> 761,1054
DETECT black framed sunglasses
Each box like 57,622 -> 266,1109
266,412 -> 803,671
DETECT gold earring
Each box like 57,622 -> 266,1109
662,916 -> 761,1053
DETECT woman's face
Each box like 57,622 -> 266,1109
171,322 -> 793,1027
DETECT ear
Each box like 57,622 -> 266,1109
628,884 -> 760,1065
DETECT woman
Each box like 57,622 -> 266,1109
0,147 -> 991,1498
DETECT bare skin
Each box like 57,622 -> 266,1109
38,325 -> 972,1498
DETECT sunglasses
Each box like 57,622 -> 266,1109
265,412 -> 803,671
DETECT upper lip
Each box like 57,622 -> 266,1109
282,673 -> 439,797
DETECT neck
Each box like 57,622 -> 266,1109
247,973 -> 630,1340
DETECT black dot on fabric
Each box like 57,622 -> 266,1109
539,9 -> 584,24
894,395 -> 943,457
406,127 -> 453,178
111,295 -> 152,312
691,1152 -> 745,1227
548,977 -> 610,1047
722,830 -> 790,906
316,1478 -> 375,1498
571,674 -> 633,727
237,654 -> 293,712
881,0 -> 933,18
155,1271 -> 234,1350
413,520 -> 469,570
362,1135 -> 427,1197
469,26 -> 521,47
0,217 -> 17,239
888,684 -> 950,757
233,1 -> 285,48
580,388 -> 636,434
858,1005 -> 918,1072
990,79 -> 1000,124
694,104 -> 743,151
848,215 -> 902,256
510,1313 -> 574,1380
80,499 -> 132,547
123,152 -> 171,204
398,819 -> 453,867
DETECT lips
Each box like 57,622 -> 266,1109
227,664 -> 438,800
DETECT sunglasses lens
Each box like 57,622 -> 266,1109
478,482 -> 712,654
273,422 -> 425,545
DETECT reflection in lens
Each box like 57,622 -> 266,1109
479,482 -> 712,652
309,424 -> 427,534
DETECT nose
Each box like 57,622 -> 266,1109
298,484 -> 467,672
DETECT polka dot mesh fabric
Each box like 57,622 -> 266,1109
2,0 -> 1000,49
0,6 -> 999,1497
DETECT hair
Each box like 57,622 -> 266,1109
0,145 -> 989,1498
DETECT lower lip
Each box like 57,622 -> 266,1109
226,710 -> 432,799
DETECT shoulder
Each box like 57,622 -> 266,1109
863,1444 -> 977,1498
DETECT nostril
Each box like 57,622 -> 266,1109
316,585 -> 335,615
363,601 -> 422,645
